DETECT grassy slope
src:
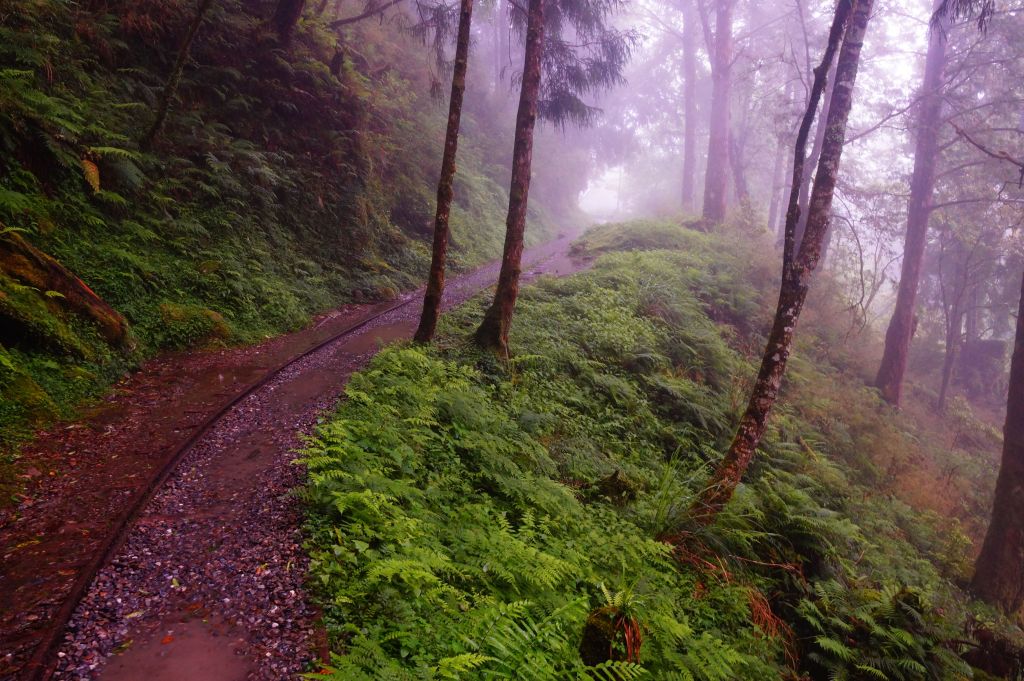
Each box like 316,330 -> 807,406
301,219 -> 1011,680
0,0 -> 557,489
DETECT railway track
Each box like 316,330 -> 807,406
3,229 -> 584,680
21,296 -> 415,681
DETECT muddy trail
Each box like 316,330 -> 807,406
0,230 -> 589,681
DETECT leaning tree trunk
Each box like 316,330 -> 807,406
140,0 -> 215,151
0,233 -> 129,348
687,0 -> 871,526
971,270 -> 1024,614
473,0 -> 543,355
271,0 -> 306,43
701,0 -> 733,223
793,59 -> 837,250
413,0 -> 475,343
681,2 -> 698,211
875,4 -> 948,406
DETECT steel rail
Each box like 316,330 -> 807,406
24,296 -> 415,681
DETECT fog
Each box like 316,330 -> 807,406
473,0 -> 1024,390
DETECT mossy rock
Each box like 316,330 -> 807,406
969,669 -> 1002,681
0,363 -> 59,426
158,302 -> 233,348
586,469 -> 638,506
579,606 -> 619,666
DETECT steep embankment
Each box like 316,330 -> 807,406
301,219 -> 1007,680
0,0 -> 560,490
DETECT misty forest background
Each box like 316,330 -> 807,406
3,0 -> 1024,677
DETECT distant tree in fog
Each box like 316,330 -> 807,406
686,0 -> 872,525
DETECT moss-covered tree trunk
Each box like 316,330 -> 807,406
140,0 -> 215,150
971,271 -> 1024,613
874,3 -> 948,406
0,233 -> 129,348
473,0 -> 543,355
688,0 -> 871,526
414,0 -> 475,343
701,0 -> 732,223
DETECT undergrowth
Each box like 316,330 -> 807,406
301,219 -> 1007,679
0,0 -> 560,494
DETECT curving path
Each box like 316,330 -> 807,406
0,228 -> 587,680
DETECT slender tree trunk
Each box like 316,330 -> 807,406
681,3 -> 698,211
493,0 -> 503,89
499,0 -> 510,82
938,306 -> 962,409
473,0 -> 543,355
966,285 -> 980,342
768,135 -> 786,240
140,0 -> 215,151
272,0 -> 306,42
971,270 -> 1024,613
701,0 -> 732,223
729,132 -> 749,206
794,60 -> 836,249
875,4 -> 948,406
413,0 -> 474,343
687,0 -> 870,526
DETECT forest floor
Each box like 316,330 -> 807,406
0,227 -> 589,681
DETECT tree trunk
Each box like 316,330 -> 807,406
140,0 -> 215,151
768,135 -> 786,241
701,0 -> 732,223
938,305 -> 962,409
729,132 -> 749,206
413,0 -> 474,343
0,233 -> 130,349
965,284 -> 980,343
473,0 -> 543,355
492,0 -> 501,88
687,0 -> 870,526
271,0 -> 306,42
793,61 -> 836,250
499,0 -> 510,83
681,3 -> 698,211
819,217 -> 835,266
971,270 -> 1024,614
874,4 -> 948,406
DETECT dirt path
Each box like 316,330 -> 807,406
0,229 -> 587,680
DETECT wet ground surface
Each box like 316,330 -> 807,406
0,229 -> 588,680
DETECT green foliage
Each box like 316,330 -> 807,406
796,581 -> 972,681
0,0 -> 560,484
303,219 -> 1002,679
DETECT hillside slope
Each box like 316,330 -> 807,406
0,0 -> 574,479
301,219 -> 1012,680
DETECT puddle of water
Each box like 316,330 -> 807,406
341,320 -> 415,355
100,619 -> 250,681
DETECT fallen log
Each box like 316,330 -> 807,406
0,232 -> 130,350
